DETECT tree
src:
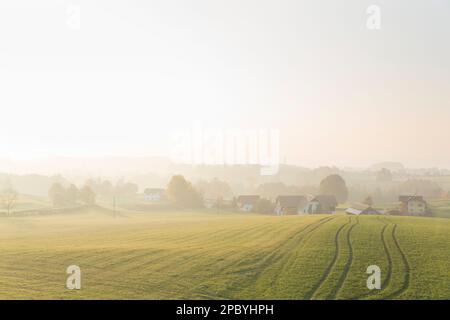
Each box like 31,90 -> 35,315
196,178 -> 233,200
66,184 -> 79,205
48,183 -> 67,207
377,168 -> 393,182
100,180 -> 114,197
319,174 -> 348,203
167,175 -> 203,208
363,196 -> 374,206
1,188 -> 18,216
79,186 -> 96,205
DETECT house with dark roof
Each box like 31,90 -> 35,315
398,195 -> 429,216
236,195 -> 260,212
303,195 -> 337,214
346,203 -> 381,215
274,195 -> 307,216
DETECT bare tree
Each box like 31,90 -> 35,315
1,188 -> 18,216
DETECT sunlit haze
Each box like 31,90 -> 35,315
0,0 -> 449,170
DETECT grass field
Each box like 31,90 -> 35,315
0,207 -> 449,300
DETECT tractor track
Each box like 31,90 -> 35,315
354,218 -> 410,300
379,220 -> 393,290
384,223 -> 411,299
304,216 -> 351,300
352,217 -> 393,300
265,216 -> 337,292
228,216 -> 334,274
259,216 -> 335,269
328,216 -> 359,299
233,216 -> 335,299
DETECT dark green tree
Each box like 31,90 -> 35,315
319,174 -> 348,203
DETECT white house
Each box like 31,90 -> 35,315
399,195 -> 428,216
143,188 -> 166,202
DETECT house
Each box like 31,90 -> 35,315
398,195 -> 428,216
303,195 -> 337,214
274,195 -> 307,216
143,188 -> 166,202
346,203 -> 381,215
236,195 -> 260,212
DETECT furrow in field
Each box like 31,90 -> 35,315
379,220 -> 393,290
80,222 -> 274,272
384,223 -> 411,299
352,218 -> 393,300
240,217 -> 334,273
226,216 -> 335,299
329,216 -> 359,299
263,217 -> 337,291
303,217 -> 351,300
124,217 -> 331,299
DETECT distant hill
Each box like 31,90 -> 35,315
370,162 -> 405,172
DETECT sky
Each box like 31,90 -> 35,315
0,0 -> 449,170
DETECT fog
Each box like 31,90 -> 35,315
1,1 -> 449,169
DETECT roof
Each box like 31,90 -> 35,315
346,207 -> 363,215
311,195 -> 338,207
275,195 -> 307,208
237,195 -> 260,205
399,195 -> 425,203
346,203 -> 380,215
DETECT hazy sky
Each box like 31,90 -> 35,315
0,0 -> 449,168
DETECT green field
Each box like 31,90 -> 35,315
0,207 -> 449,299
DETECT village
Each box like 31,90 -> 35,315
143,187 -> 432,217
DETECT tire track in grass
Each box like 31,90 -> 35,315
353,218 -> 393,300
265,216 -> 337,291
220,217 -> 332,275
328,216 -> 359,299
379,220 -> 393,291
242,216 -> 335,274
229,216 -> 335,298
384,223 -> 411,299
304,216 -> 351,300
155,217 -> 330,299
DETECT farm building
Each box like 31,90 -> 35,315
398,195 -> 429,216
274,195 -> 307,216
346,203 -> 381,215
303,195 -> 337,214
236,195 -> 260,212
143,188 -> 166,202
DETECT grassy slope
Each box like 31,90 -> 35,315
0,208 -> 449,299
